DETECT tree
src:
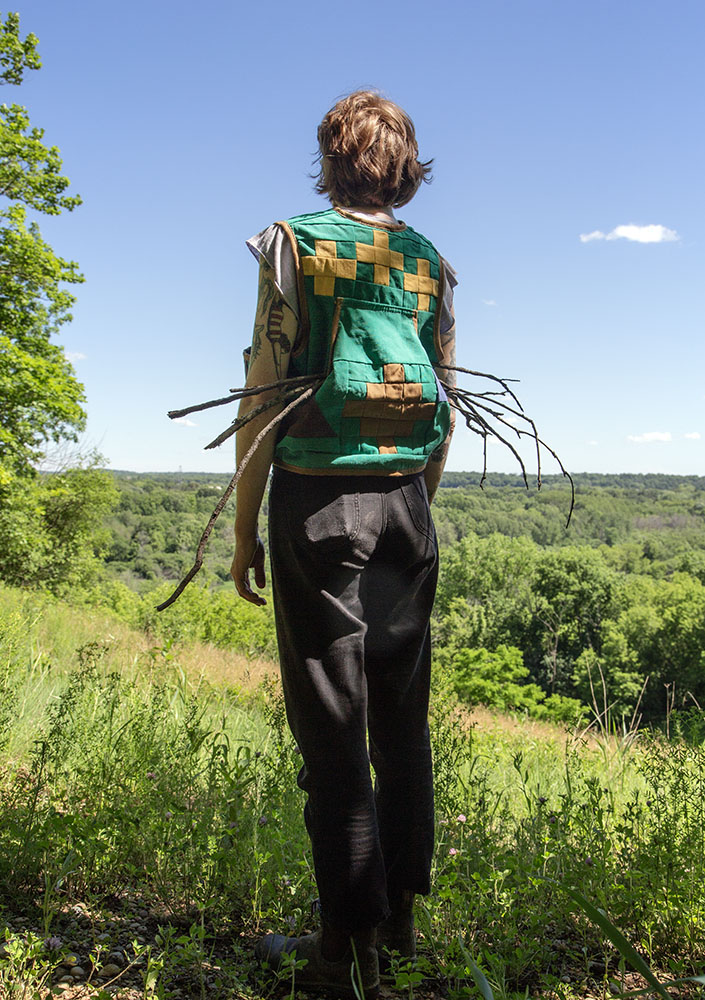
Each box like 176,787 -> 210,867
0,13 -> 115,592
0,10 -> 85,479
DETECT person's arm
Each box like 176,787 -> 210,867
230,258 -> 298,604
424,303 -> 456,503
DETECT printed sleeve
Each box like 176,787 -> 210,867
439,255 -> 457,336
246,223 -> 300,320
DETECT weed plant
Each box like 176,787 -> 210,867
1,585 -> 705,998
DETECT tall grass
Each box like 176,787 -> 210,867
1,584 -> 705,998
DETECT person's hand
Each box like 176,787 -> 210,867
231,534 -> 267,605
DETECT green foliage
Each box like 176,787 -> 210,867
449,644 -> 585,722
90,471 -> 705,725
0,11 -> 40,86
101,473 -> 243,588
0,462 -> 118,593
1,591 -> 705,996
0,14 -> 111,597
0,10 -> 85,477
136,581 -> 278,660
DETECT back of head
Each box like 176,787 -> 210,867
315,90 -> 432,209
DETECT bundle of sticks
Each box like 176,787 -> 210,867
156,369 -> 573,611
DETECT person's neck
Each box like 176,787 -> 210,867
339,204 -> 398,224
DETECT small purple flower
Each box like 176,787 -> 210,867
449,847 -> 459,856
258,815 -> 268,827
228,820 -> 237,829
146,771 -> 157,780
585,857 -> 594,867
45,936 -> 62,951
548,815 -> 557,824
165,810 -> 173,820
457,814 -> 467,824
537,796 -> 547,805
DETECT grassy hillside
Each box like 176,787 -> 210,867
1,586 -> 704,998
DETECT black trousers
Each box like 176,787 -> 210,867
268,467 -> 438,933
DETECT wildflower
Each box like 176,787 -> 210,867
537,796 -> 547,805
258,815 -> 268,826
457,814 -> 467,824
45,936 -> 62,951
449,847 -> 459,856
165,811 -> 173,820
228,820 -> 237,829
548,815 -> 557,824
146,772 -> 157,780
585,857 -> 593,867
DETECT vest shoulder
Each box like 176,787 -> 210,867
398,224 -> 440,258
284,212 -> 440,258
283,209 -> 340,228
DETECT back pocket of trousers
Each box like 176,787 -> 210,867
400,479 -> 435,542
301,494 -> 361,551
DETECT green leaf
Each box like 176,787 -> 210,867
558,884 -> 671,1000
457,938 -> 494,1000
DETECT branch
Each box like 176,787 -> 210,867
447,391 -> 530,488
203,379 -> 323,450
155,385 -> 319,612
444,382 -> 575,527
167,374 -> 320,420
437,363 -> 524,410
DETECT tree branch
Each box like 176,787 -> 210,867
156,385 -> 319,612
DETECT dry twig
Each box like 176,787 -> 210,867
157,362 -> 573,610
155,385 -> 319,612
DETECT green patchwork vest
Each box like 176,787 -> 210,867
274,208 -> 451,475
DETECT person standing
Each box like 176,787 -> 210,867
231,90 -> 456,999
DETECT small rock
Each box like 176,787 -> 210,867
70,965 -> 86,979
0,942 -> 8,958
107,950 -> 125,967
97,932 -> 111,942
58,974 -> 74,984
99,963 -> 122,978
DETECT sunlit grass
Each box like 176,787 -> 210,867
1,584 -> 705,998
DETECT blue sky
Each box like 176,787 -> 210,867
16,0 -> 705,475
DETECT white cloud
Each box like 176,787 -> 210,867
482,299 -> 497,307
685,431 -> 701,440
627,431 -> 672,444
580,224 -> 680,244
173,417 -> 197,427
66,351 -> 86,362
587,440 -> 598,447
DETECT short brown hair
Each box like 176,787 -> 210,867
314,91 -> 432,209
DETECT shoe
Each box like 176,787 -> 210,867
255,927 -> 379,999
376,891 -> 416,971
